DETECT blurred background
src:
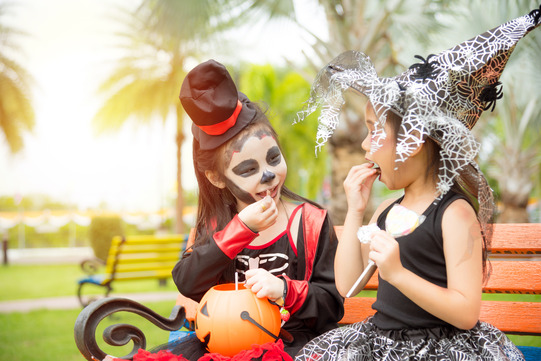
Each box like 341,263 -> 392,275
1,1 -> 540,360
1,0 -> 540,253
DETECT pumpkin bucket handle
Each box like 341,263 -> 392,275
240,311 -> 279,341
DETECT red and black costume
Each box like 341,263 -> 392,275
172,202 -> 344,356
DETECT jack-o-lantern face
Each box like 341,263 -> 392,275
195,283 -> 281,356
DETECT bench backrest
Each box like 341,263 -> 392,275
336,223 -> 541,335
103,234 -> 188,283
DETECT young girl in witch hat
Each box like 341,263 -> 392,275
294,6 -> 540,361
142,59 -> 343,361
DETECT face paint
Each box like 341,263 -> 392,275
261,170 -> 276,184
223,134 -> 287,210
224,178 -> 257,205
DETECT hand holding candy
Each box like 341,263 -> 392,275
343,163 -> 380,216
346,204 -> 425,297
239,191 -> 278,232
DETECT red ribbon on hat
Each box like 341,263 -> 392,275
198,100 -> 242,135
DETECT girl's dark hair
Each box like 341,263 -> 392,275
385,110 -> 491,281
192,103 -> 323,247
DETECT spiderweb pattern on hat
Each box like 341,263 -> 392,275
294,50 -> 481,199
295,7 -> 540,255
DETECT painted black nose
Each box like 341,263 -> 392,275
261,170 -> 276,184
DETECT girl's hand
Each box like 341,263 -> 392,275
244,268 -> 284,301
238,195 -> 278,232
369,230 -> 404,284
343,163 -> 380,215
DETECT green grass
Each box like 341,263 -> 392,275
0,263 -> 181,361
0,300 -> 176,361
0,264 -> 178,301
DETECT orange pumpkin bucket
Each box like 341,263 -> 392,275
195,283 -> 281,356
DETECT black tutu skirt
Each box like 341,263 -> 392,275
294,318 -> 525,361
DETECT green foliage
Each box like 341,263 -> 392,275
0,3 -> 36,154
5,223 -> 89,249
89,216 -> 124,261
0,194 -> 76,212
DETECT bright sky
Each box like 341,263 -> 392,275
0,0 -> 326,212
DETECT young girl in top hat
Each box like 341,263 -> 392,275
294,7 -> 540,361
155,59 -> 343,360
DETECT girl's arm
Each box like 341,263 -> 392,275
334,163 -> 383,297
171,215 -> 258,301
372,199 -> 483,329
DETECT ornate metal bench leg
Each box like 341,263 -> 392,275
74,297 -> 186,361
77,282 -> 112,308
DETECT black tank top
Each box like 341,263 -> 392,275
372,190 -> 468,329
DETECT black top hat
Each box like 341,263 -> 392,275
180,59 -> 258,150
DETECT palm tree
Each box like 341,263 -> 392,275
0,3 -> 35,153
93,1 -> 233,233
468,0 -> 541,223
484,86 -> 541,223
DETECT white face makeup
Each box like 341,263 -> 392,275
224,134 -> 287,210
362,102 -> 400,188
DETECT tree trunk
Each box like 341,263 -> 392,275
493,151 -> 534,224
175,104 -> 185,233
497,204 -> 530,223
497,185 -> 531,223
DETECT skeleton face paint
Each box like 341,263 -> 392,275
224,134 -> 287,210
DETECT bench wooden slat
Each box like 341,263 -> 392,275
340,298 -> 541,335
485,261 -> 541,294
108,261 -> 177,269
480,301 -> 541,335
103,271 -> 173,283
111,236 -> 187,244
340,297 -> 375,324
351,261 -> 541,294
109,255 -> 180,263
109,246 -> 183,254
490,223 -> 541,254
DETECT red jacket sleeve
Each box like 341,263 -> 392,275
213,214 -> 258,259
282,275 -> 309,315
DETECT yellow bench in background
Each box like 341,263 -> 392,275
76,234 -> 188,307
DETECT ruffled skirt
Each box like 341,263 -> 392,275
294,318 -> 524,361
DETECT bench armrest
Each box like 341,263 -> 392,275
74,297 -> 186,361
80,257 -> 106,276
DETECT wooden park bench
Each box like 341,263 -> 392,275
74,223 -> 541,361
76,234 -> 189,307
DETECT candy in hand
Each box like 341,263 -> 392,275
385,204 -> 425,237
